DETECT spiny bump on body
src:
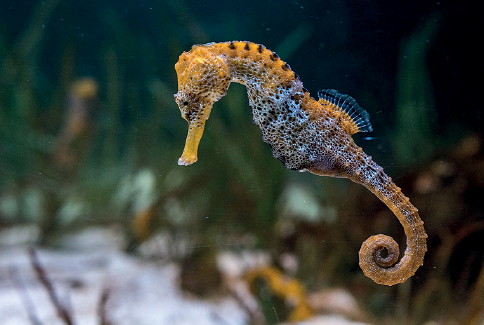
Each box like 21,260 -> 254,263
269,52 -> 279,61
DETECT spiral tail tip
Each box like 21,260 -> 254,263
359,234 -> 412,286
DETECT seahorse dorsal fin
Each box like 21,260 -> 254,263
317,89 -> 373,135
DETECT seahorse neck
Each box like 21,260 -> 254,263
225,55 -> 281,92
227,57 -> 264,87
202,41 -> 301,95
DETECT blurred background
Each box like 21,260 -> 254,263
0,0 -> 482,324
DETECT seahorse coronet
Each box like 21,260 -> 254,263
174,41 -> 427,285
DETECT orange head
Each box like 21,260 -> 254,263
174,45 -> 231,165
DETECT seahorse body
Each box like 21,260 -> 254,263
174,41 -> 427,285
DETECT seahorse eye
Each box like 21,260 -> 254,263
183,101 -> 189,106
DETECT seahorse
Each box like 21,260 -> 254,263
174,41 -> 427,285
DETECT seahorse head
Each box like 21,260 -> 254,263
174,46 -> 230,122
174,45 -> 231,165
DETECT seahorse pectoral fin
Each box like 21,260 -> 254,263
178,120 -> 206,166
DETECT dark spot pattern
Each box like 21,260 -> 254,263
269,52 -> 279,61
